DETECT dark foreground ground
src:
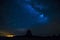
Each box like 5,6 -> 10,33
0,35 -> 60,40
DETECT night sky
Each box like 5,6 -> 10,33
0,0 -> 60,36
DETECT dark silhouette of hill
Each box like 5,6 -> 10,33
0,30 -> 60,40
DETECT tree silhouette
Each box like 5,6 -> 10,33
25,30 -> 32,37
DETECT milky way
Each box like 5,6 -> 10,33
1,0 -> 60,36
17,0 -> 48,28
0,0 -> 48,29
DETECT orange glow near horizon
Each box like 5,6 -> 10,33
0,31 -> 15,37
5,34 -> 15,37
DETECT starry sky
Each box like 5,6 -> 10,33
0,0 -> 60,36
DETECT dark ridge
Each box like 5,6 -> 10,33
0,30 -> 60,40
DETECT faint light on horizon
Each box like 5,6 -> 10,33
5,34 -> 15,37
0,31 -> 15,37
